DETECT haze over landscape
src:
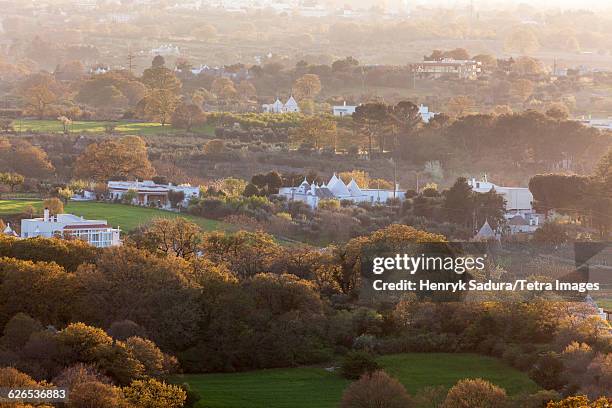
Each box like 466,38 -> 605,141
0,1 -> 610,408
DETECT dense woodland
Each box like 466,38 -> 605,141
0,220 -> 610,407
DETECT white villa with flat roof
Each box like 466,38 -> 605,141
21,209 -> 121,248
278,173 -> 406,209
333,101 -> 358,117
108,180 -> 200,208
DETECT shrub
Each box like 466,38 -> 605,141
340,370 -> 413,408
123,379 -> 186,408
108,320 -> 147,341
443,378 -> 507,408
340,351 -> 381,380
1,313 -> 42,350
68,380 -> 126,408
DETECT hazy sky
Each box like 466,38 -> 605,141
415,0 -> 612,10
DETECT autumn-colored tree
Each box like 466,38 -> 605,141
294,115 -> 337,150
512,56 -> 544,75
74,135 -> 154,181
236,80 -> 257,101
140,67 -> 181,126
1,313 -> 42,350
123,379 -> 186,408
0,139 -> 55,179
130,217 -> 202,259
0,257 -> 77,329
18,73 -> 62,119
339,170 -> 369,187
326,225 -> 446,297
69,380 -> 128,408
0,172 -> 24,192
446,95 -> 475,117
200,230 -> 282,279
0,367 -> 41,388
511,78 -> 534,102
292,74 -> 322,100
142,89 -> 179,126
211,77 -> 237,101
141,66 -> 181,93
0,234 -> 98,272
340,371 -> 414,408
171,102 -> 205,131
57,323 -> 113,360
504,26 -> 540,54
57,323 -> 145,385
42,197 -> 64,215
443,378 -> 507,408
472,54 -> 498,71
547,396 -> 612,407
76,246 -> 201,350
125,337 -> 167,377
203,139 -> 226,155
77,72 -> 145,108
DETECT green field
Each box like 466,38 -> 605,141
174,353 -> 539,408
595,298 -> 612,310
0,200 -> 227,232
14,119 -> 214,137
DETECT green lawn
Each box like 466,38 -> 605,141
14,119 -> 215,137
0,200 -> 228,232
595,298 -> 612,310
173,353 -> 539,408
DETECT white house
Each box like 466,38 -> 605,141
150,44 -> 180,56
262,96 -> 300,113
90,65 -> 110,75
468,176 -> 543,234
21,209 -> 121,248
419,104 -> 437,123
468,176 -> 533,213
278,173 -> 406,209
575,117 -> 612,130
332,101 -> 358,117
414,59 -> 482,80
107,180 -> 200,208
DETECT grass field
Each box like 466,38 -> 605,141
173,353 -> 539,408
596,298 -> 612,310
0,200 -> 227,232
14,119 -> 215,137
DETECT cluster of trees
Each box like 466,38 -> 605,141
74,135 -> 154,181
529,148 -> 612,238
0,137 -> 54,179
0,213 -> 609,405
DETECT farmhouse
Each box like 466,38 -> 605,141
262,96 -> 300,113
468,176 -> 533,213
332,101 -> 358,117
468,176 -> 543,235
107,180 -> 200,208
414,59 -> 481,80
278,173 -> 406,209
21,209 -> 121,248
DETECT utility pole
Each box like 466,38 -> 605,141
127,51 -> 135,74
392,158 -> 397,199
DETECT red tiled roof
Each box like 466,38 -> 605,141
109,187 -> 168,193
63,224 -> 110,229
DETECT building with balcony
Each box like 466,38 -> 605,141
20,209 -> 121,248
